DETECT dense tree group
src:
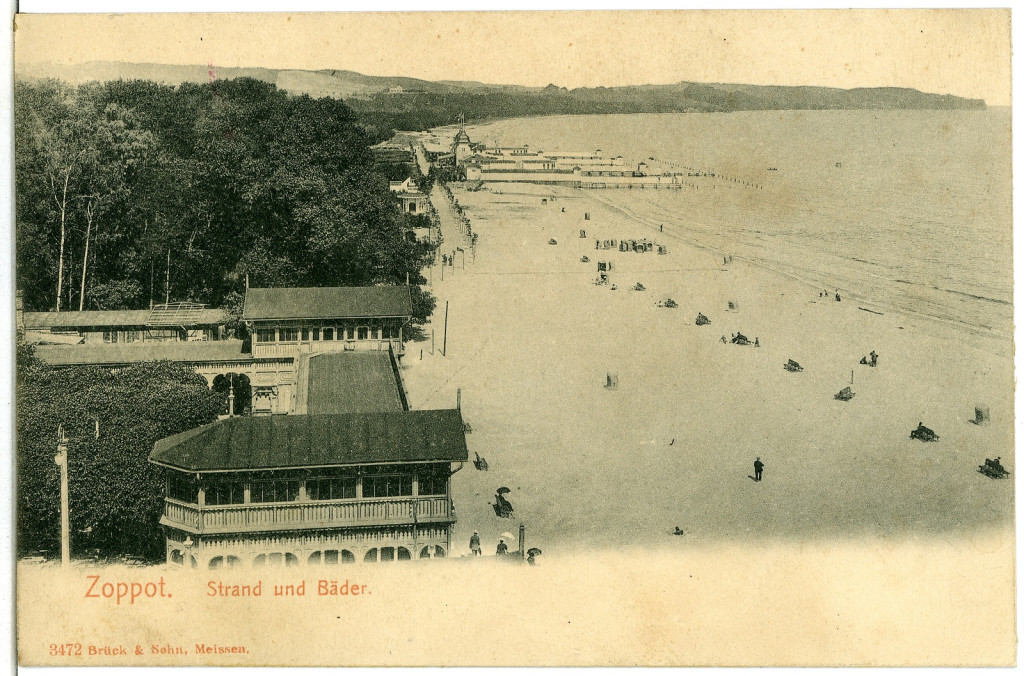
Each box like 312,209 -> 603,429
15,77 -> 436,320
347,83 -> 985,136
17,347 -> 225,559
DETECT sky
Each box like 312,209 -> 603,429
12,8 -> 1012,105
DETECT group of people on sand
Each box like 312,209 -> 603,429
469,531 -> 538,564
469,531 -> 509,557
820,289 -> 841,302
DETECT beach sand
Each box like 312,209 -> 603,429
403,182 -> 1013,557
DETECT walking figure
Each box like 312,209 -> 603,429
869,350 -> 878,367
754,457 -> 764,482
470,531 -> 481,556
496,539 -> 508,556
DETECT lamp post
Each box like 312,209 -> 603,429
54,425 -> 70,568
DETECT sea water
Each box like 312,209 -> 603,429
469,109 -> 1012,341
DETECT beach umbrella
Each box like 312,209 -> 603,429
500,532 -> 516,541
496,487 -> 511,495
527,548 -> 542,557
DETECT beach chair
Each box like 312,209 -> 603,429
695,313 -> 710,325
978,458 -> 1009,479
910,423 -> 939,442
633,282 -> 645,291
834,386 -> 855,401
731,333 -> 751,346
783,359 -> 803,372
548,238 -> 558,245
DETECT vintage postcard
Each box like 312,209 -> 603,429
11,8 -> 1015,667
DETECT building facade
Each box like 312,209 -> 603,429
25,285 -> 414,417
149,410 -> 468,568
23,303 -> 227,345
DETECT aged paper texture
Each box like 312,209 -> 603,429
12,9 -> 1015,667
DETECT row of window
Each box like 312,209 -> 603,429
101,328 -> 187,343
254,325 -> 397,343
168,473 -> 448,505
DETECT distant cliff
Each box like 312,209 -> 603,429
17,60 -> 985,136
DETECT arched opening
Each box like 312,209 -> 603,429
419,545 -> 446,559
212,372 -> 252,415
364,548 -> 378,563
397,547 -> 411,561
253,552 -> 297,567
210,555 -> 242,569
170,549 -> 184,565
310,550 -> 354,565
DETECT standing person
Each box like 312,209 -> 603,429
754,457 -> 764,482
496,539 -> 508,556
470,531 -> 481,556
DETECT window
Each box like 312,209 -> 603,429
301,328 -> 309,341
279,327 -> 298,342
256,328 -> 276,343
363,474 -> 412,498
167,473 -> 198,503
357,326 -> 369,340
250,479 -> 300,503
382,323 -> 394,339
312,328 -> 320,341
205,481 -> 244,505
418,470 -> 448,496
103,330 -> 118,343
307,477 -> 357,501
323,328 -> 334,341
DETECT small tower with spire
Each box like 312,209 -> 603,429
452,113 -> 472,166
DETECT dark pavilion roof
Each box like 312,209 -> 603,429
304,352 -> 405,416
242,286 -> 413,322
24,308 -> 227,329
149,410 -> 468,473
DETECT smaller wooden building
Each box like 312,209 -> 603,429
22,303 -> 228,345
242,286 -> 413,360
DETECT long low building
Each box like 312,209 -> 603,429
23,303 -> 228,345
